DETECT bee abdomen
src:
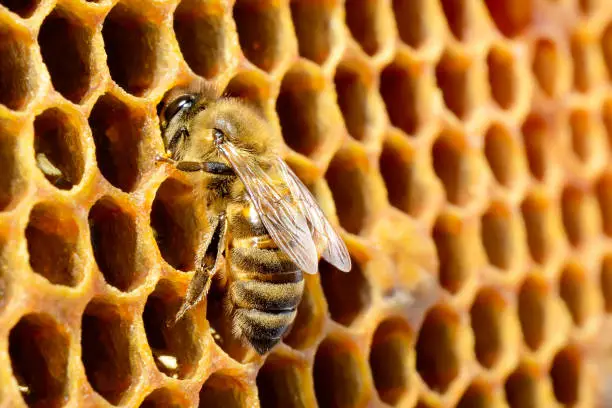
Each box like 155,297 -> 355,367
234,308 -> 297,354
231,279 -> 304,311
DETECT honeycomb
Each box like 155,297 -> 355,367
3,0 -> 612,406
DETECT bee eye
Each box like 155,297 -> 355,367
164,95 -> 195,122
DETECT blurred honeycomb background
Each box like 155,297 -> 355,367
3,0 -> 612,406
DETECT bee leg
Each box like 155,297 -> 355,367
173,212 -> 228,324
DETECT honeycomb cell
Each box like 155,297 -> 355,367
435,51 -> 470,119
223,71 -> 269,115
151,177 -> 205,272
313,336 -> 368,408
569,108 -> 602,166
143,280 -> 202,379
319,257 -> 370,326
484,0 -> 531,38
559,263 -> 594,327
284,274 -> 326,350
102,3 -> 162,95
257,354 -> 314,408
369,318 -> 413,405
9,313 -> 69,407
597,172 -> 612,237
0,0 -> 40,18
432,130 -> 473,206
484,123 -> 519,188
550,345 -> 581,405
415,305 -> 461,393
81,301 -> 134,405
561,184 -> 599,247
532,38 -> 559,97
233,0 -> 286,72
33,107 -> 85,190
0,26 -> 37,110
89,93 -> 146,192
439,0 -> 467,41
89,197 -> 145,292
504,363 -> 539,408
571,31 -> 598,92
38,8 -> 94,103
174,0 -> 228,79
380,58 -> 421,135
602,23 -> 612,79
521,113 -> 553,182
198,372 -> 247,408
456,380 -> 495,408
141,388 -> 190,408
487,46 -> 516,110
26,202 -> 81,287
392,0 -> 426,48
470,288 -> 508,369
518,275 -> 547,351
521,192 -> 554,264
290,1 -> 337,65
334,61 -> 373,142
0,124 -> 27,211
345,0 -> 389,56
601,255 -> 612,313
434,214 -> 473,293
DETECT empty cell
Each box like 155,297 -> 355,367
284,274 -> 326,350
579,0 -> 600,14
559,263 -> 592,327
602,23 -> 612,80
484,124 -> 518,187
521,193 -> 553,264
143,281 -> 201,379
470,288 -> 507,369
234,0 -> 285,72
518,276 -> 547,351
223,71 -> 268,115
34,108 -> 84,190
415,305 -> 461,393
81,301 -> 133,405
345,0 -> 387,56
39,8 -> 93,103
484,0 -> 531,38
380,138 -> 423,217
26,203 -> 81,287
151,177 -> 204,271
141,388 -> 190,408
440,0 -> 467,40
561,185 -> 598,247
290,1 -> 335,65
198,372 -> 246,408
434,214 -> 472,294
319,257 -> 370,326
334,63 -> 371,141
597,172 -> 612,237
257,355 -> 313,408
89,197 -> 145,291
102,4 -> 161,96
89,93 -> 144,192
0,124 -> 27,211
325,151 -> 368,234
456,381 -> 495,408
601,255 -> 612,313
0,0 -> 40,18
369,318 -> 412,405
174,0 -> 228,79
550,345 -> 581,405
9,314 -> 69,407
481,203 -> 515,270
521,113 -> 551,182
436,52 -> 470,119
380,60 -> 421,135
392,0 -> 426,48
432,131 -> 472,206
504,363 -> 539,408
569,109 -> 596,165
487,46 -> 516,110
532,38 -> 559,97
0,27 -> 37,110
571,32 -> 595,92
314,337 -> 367,408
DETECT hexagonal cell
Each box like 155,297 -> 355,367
290,1 -> 336,65
521,113 -> 553,182
532,38 -> 559,97
432,130 -> 473,206
369,318 -> 413,405
89,197 -> 145,291
416,305 -> 461,393
81,301 -> 134,405
33,107 -> 85,189
481,203 -> 517,271
550,345 -> 582,405
174,0 -> 228,79
334,61 -> 374,142
89,93 -> 147,192
314,336 -> 368,408
26,202 -> 81,287
597,172 -> 612,237
257,354 -> 314,408
0,0 -> 40,18
380,57 -> 424,135
284,274 -> 326,350
600,255 -> 612,313
440,0 -> 468,41
518,275 -> 547,351
277,65 -> 340,157
151,177 -> 205,271
456,380 -> 496,408
143,280 -> 202,379
484,123 -> 520,188
435,51 -> 470,119
102,3 -> 162,95
484,0 -> 531,38
434,214 -> 473,294
569,108 -> 602,166
470,288 -> 508,369
602,23 -> 612,80
504,363 -> 540,408
345,0 -> 389,56
198,372 -> 247,408
559,263 -> 594,327
223,71 -> 269,115
561,184 -> 599,247
521,192 -> 554,264
38,7 -> 94,103
9,313 -> 69,407
0,123 -> 27,211
234,0 -> 286,72
319,257 -> 370,326
141,388 -> 190,408
571,31 -> 599,93
392,0 -> 427,48
487,46 -> 516,110
0,26 -> 37,110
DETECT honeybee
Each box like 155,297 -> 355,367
156,83 -> 351,354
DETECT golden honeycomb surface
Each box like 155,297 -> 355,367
2,0 -> 612,407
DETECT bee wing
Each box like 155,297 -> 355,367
218,142 -> 319,274
276,158 -> 352,272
